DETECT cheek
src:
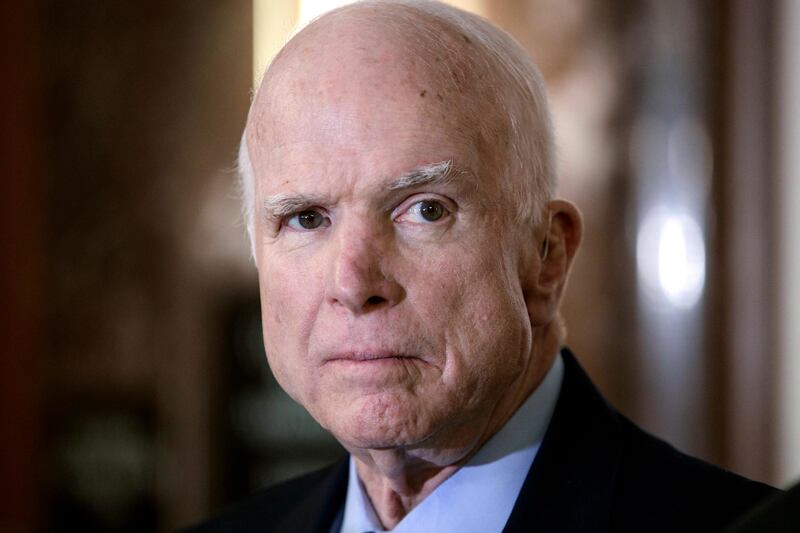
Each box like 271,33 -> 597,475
426,241 -> 531,389
258,258 -> 326,396
449,283 -> 528,364
260,255 -> 323,332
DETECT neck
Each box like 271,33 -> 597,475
353,451 -> 460,528
352,326 -> 561,529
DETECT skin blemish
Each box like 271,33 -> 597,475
461,34 -> 472,44
420,89 -> 427,98
436,92 -> 444,102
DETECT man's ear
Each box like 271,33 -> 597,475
523,199 -> 583,326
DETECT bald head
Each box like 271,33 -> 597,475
240,0 -> 555,243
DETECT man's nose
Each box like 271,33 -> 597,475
326,224 -> 405,314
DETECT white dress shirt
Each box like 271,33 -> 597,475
337,353 -> 564,533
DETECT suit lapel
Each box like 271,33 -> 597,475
275,458 -> 349,533
503,349 -> 622,532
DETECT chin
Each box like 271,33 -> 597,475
323,393 -> 439,450
337,430 -> 433,452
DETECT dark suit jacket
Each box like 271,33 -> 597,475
186,348 -> 775,532
723,480 -> 800,532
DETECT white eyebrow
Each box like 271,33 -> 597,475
261,193 -> 326,222
388,160 -> 476,191
260,160 -> 477,222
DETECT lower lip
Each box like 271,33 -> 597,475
325,356 -> 417,377
324,357 -> 426,389
327,356 -> 412,366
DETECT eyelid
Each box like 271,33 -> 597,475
393,194 -> 455,223
282,206 -> 331,231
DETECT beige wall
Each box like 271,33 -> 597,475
778,0 -> 800,487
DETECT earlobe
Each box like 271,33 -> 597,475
523,200 -> 583,326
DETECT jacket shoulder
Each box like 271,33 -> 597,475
182,459 -> 348,533
612,413 -> 776,532
511,348 -> 777,533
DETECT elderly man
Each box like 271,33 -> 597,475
189,1 -> 773,531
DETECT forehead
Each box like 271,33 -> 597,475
251,119 -> 478,204
247,33 -> 490,194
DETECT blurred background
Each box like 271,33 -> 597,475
2,0 -> 799,531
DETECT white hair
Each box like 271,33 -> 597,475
238,0 -> 555,247
237,130 -> 257,258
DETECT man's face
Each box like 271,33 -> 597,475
248,39 -> 537,453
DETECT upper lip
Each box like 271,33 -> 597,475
324,350 -> 416,362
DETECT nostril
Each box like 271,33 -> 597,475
366,295 -> 386,306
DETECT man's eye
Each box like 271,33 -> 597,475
286,209 -> 330,231
406,200 -> 448,223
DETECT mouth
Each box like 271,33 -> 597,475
324,350 -> 418,364
320,348 -> 437,386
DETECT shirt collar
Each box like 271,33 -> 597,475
338,352 -> 564,533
